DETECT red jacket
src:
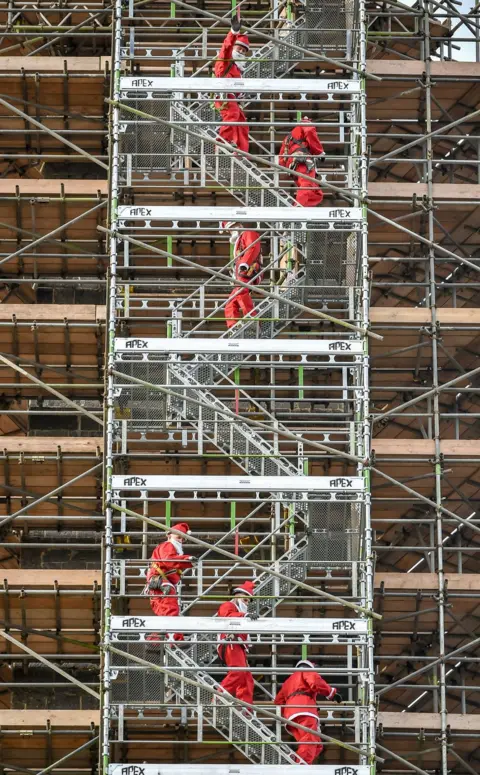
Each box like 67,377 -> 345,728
233,231 -> 263,285
214,31 -> 245,111
217,599 -> 249,646
274,670 -> 337,722
146,539 -> 193,589
214,31 -> 244,79
279,124 -> 324,170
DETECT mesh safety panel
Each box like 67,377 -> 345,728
110,642 -> 165,704
305,0 -> 353,49
173,101 -> 216,157
224,270 -> 306,340
168,364 -> 297,476
114,357 -> 167,428
254,541 -> 308,615
245,29 -> 304,79
119,97 -> 171,179
306,229 -> 358,298
308,501 -> 362,563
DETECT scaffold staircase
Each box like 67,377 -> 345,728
106,0 -> 371,768
163,642 -> 302,765
171,99 -> 296,208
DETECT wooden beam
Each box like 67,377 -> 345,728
367,61 -> 480,79
372,439 -> 480,457
1,179 -> 477,204
369,183 -> 480,201
1,305 -> 479,328
0,570 -> 101,589
375,573 -> 480,592
0,57 -> 109,73
0,180 -> 108,196
0,305 -> 106,322
4,58 -> 477,79
0,438 -> 102,453
4,570 -> 475,593
378,712 -> 480,731
370,307 -> 480,325
0,710 -> 99,727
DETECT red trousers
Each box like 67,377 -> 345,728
294,162 -> 323,207
225,287 -> 255,328
218,102 -> 249,153
288,714 -> 323,764
218,643 -> 254,705
149,587 -> 184,641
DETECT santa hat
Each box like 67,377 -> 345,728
233,580 -> 255,597
220,220 -> 237,232
301,116 -> 312,122
170,522 -> 191,536
296,659 -> 316,669
235,34 -> 250,51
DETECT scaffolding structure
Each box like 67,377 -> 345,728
0,0 -> 479,773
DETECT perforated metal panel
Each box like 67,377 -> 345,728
253,537 -> 309,616
114,357 -> 167,427
308,501 -> 362,563
306,229 -> 358,298
305,0 -> 353,49
245,29 -> 304,79
110,642 -> 165,704
172,101 -> 216,158
119,96 -> 171,180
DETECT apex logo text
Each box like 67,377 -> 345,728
127,208 -> 152,217
329,477 -> 353,488
130,79 -> 153,88
335,768 -> 358,775
327,81 -> 349,90
125,339 -> 148,349
123,476 -> 147,487
121,617 -> 146,628
328,342 -> 352,351
329,209 -> 352,218
332,621 -> 356,631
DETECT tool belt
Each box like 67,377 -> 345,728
290,152 -> 315,173
147,563 -> 182,592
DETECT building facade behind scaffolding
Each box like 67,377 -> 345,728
0,0 -> 479,773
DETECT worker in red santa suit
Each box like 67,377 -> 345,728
214,14 -> 250,154
221,221 -> 263,328
216,580 -> 257,706
145,522 -> 195,641
274,659 -> 342,764
279,117 -> 326,207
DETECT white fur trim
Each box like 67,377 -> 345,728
296,659 -> 315,669
327,688 -> 336,700
288,711 -> 319,725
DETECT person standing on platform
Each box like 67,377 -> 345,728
279,117 -> 326,207
274,659 -> 342,763
145,522 -> 195,642
214,14 -> 251,154
221,221 -> 263,328
216,580 -> 257,707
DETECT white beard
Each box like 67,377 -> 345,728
229,231 -> 239,244
235,598 -> 248,614
169,537 -> 183,554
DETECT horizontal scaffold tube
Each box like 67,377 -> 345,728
109,501 -> 380,620
99,225 -> 382,341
